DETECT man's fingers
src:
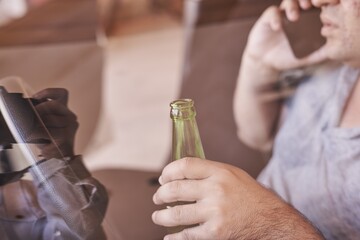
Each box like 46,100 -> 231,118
160,158 -> 218,185
38,115 -> 72,128
280,0 -> 300,21
299,0 -> 312,9
258,6 -> 283,32
152,203 -> 206,227
269,6 -> 283,31
153,180 -> 204,204
33,88 -> 69,106
35,101 -> 77,119
298,45 -> 328,65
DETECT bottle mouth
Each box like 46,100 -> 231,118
170,99 -> 196,119
170,99 -> 194,109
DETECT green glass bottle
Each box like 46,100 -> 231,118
170,99 -> 205,161
168,99 -> 205,234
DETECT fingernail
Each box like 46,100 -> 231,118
289,10 -> 299,21
159,176 -> 164,185
152,211 -> 158,222
153,193 -> 158,204
300,0 -> 311,9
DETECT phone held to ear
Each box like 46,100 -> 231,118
282,8 -> 326,59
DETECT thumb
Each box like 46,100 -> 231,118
298,45 -> 328,66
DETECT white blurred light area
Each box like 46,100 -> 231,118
0,0 -> 27,26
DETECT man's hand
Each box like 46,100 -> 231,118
234,3 -> 328,150
32,88 -> 78,158
152,158 -> 324,240
280,0 -> 313,21
245,5 -> 326,72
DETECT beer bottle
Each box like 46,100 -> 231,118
168,99 -> 205,233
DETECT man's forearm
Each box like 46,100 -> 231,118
234,53 -> 283,151
240,196 -> 324,240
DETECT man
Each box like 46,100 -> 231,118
0,87 -> 108,240
152,0 -> 360,239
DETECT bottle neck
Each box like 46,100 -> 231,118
171,117 -> 205,161
170,99 -> 205,161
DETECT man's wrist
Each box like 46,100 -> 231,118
241,52 -> 281,89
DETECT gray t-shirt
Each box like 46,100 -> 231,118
258,63 -> 360,240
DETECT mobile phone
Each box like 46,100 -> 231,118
282,8 -> 326,59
